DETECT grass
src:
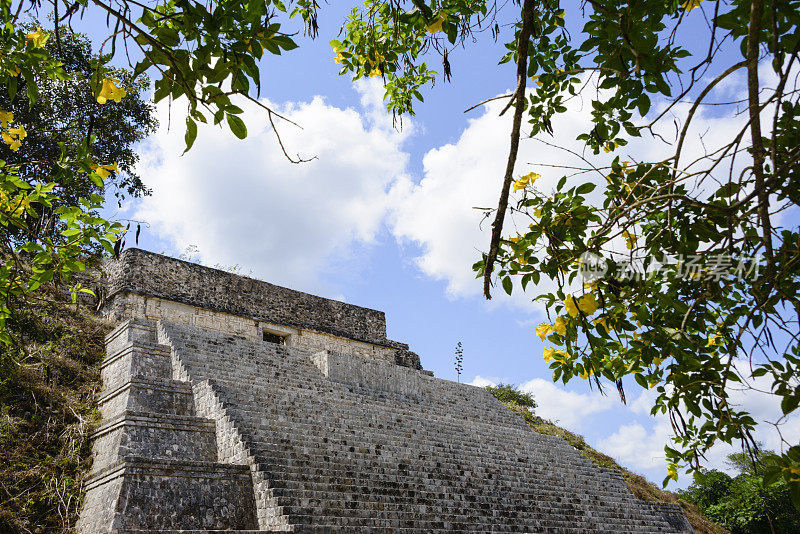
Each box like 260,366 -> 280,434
0,287 -> 110,533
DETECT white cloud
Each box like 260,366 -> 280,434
133,80 -> 410,293
520,377 -> 615,430
598,419 -> 673,473
469,375 -> 500,388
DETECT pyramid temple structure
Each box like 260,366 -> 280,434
76,248 -> 693,532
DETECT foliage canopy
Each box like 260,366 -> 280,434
486,382 -> 538,410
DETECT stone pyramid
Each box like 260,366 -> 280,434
76,249 -> 692,532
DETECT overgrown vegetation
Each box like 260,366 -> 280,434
486,383 -> 727,534
0,284 -> 109,533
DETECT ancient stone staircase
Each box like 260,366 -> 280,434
78,317 -> 692,533
76,319 -> 262,532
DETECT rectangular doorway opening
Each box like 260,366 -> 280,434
263,331 -> 287,345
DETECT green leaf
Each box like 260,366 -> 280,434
502,276 -> 513,295
781,393 -> 799,415
226,114 -> 247,139
184,117 -> 198,152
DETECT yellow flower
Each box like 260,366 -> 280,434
603,142 -> 616,153
536,323 -> 553,341
682,0 -> 702,10
426,13 -> 446,33
97,78 -> 127,104
8,125 -> 26,140
334,53 -> 345,64
26,26 -> 48,48
2,124 -> 26,151
579,368 -> 589,380
564,295 -> 579,318
0,110 -> 13,127
553,316 -> 567,336
556,10 -> 565,19
706,334 -> 720,347
622,229 -> 636,249
92,163 -> 118,179
543,347 -> 567,363
513,171 -> 541,192
533,207 -> 543,217
367,66 -> 383,77
577,293 -> 599,315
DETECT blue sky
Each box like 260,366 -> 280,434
64,2 -> 799,489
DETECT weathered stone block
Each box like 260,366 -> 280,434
90,412 -> 217,472
78,458 -> 258,532
98,376 -> 195,420
100,342 -> 172,392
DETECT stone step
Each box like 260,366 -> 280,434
154,321 -> 692,533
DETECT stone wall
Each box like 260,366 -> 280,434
106,292 -> 400,364
102,249 -> 422,369
104,248 -> 388,344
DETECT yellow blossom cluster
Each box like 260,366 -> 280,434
564,292 -> 599,317
542,347 -> 568,363
682,0 -> 702,10
536,316 -> 567,341
97,78 -> 127,104
513,171 -> 540,192
1,111 -> 27,151
26,26 -> 48,48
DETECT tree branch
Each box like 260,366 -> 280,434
483,0 -> 534,299
746,0 -> 773,271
